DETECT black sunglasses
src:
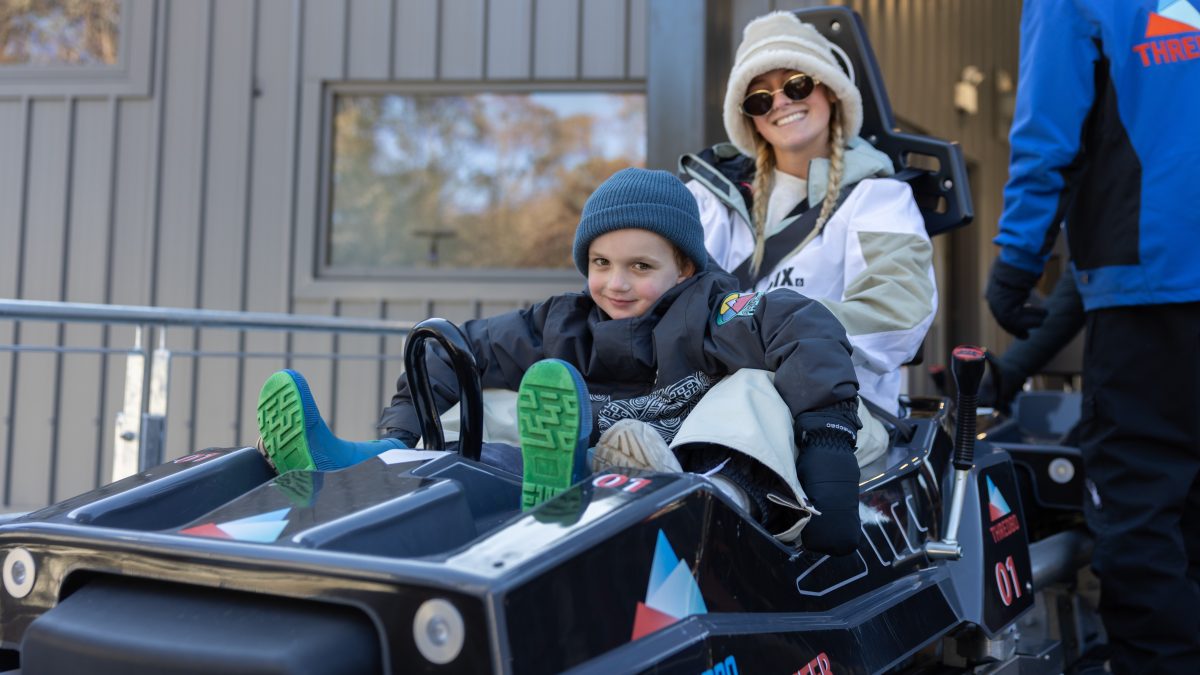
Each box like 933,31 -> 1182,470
740,73 -> 820,117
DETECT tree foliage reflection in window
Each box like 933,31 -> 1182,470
329,91 -> 645,271
0,0 -> 120,66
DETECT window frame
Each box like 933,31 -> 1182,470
313,80 -> 647,288
0,0 -> 154,98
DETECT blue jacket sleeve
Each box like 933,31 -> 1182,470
995,0 -> 1102,274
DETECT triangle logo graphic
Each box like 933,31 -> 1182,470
987,476 -> 1012,522
631,530 -> 707,641
180,507 -> 292,543
179,522 -> 231,539
630,602 -> 678,640
1147,0 -> 1200,36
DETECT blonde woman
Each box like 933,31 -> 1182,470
681,11 -> 937,467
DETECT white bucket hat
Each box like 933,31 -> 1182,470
723,11 -> 863,157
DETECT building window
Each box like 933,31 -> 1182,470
325,88 -> 646,274
0,0 -> 120,66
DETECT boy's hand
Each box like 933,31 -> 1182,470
795,403 -> 862,556
796,443 -> 860,555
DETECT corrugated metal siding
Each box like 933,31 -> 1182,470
0,0 -> 645,509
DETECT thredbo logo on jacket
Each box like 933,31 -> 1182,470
1133,0 -> 1200,67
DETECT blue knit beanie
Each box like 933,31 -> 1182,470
573,168 -> 708,275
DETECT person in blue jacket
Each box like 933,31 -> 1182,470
986,1 -> 1200,671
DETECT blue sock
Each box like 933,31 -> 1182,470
258,369 -> 407,473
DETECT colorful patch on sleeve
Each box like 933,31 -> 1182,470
715,292 -> 762,326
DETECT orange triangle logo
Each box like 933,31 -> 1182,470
179,522 -> 230,538
630,601 -> 680,641
1146,12 -> 1200,37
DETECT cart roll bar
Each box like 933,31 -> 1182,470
402,319 -> 483,460
926,345 -> 987,560
1030,528 -> 1094,592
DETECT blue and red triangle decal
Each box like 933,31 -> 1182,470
1147,0 -> 1200,37
987,476 -> 1012,522
180,507 -> 291,543
631,530 -> 707,641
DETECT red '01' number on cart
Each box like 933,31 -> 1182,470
995,555 -> 1023,606
593,474 -> 652,493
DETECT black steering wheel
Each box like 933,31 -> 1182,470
402,318 -> 484,460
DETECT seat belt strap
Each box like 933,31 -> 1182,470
731,184 -> 854,289
731,199 -> 818,289
860,396 -> 918,444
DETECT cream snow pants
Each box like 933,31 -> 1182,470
438,369 -> 887,543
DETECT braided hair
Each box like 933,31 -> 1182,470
748,134 -> 776,278
814,103 -> 846,234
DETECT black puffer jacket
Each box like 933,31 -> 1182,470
379,268 -> 858,449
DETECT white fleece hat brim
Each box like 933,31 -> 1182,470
723,11 -> 863,157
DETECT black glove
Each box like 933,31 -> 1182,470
986,259 -> 1048,339
979,352 -> 1027,416
794,403 -> 862,556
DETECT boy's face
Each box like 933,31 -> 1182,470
586,229 -> 695,320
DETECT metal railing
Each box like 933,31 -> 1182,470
0,299 -> 415,496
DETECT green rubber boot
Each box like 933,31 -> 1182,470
517,359 -> 592,511
256,370 -> 404,474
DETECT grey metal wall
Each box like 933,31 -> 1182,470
0,0 -> 647,510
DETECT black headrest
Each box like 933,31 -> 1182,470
793,6 -> 974,236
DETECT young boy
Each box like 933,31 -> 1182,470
258,168 -> 864,555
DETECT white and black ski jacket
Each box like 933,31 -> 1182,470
681,138 -> 937,412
